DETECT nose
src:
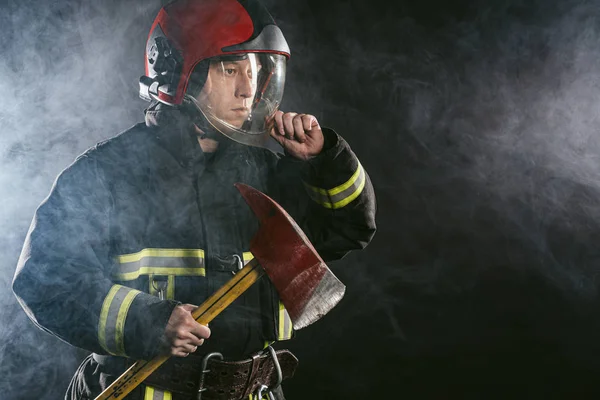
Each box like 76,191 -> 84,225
235,74 -> 254,99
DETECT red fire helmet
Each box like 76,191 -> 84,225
139,0 -> 291,149
140,0 -> 290,105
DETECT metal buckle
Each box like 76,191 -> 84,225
253,346 -> 282,400
213,254 -> 244,275
197,352 -> 223,400
255,384 -> 270,400
150,275 -> 168,300
231,254 -> 243,275
255,385 -> 278,400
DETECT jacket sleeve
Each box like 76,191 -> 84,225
12,153 -> 177,360
271,127 -> 377,261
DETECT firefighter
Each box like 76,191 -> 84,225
12,0 -> 377,399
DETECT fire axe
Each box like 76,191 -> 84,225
95,183 -> 346,399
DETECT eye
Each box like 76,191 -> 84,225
224,68 -> 236,76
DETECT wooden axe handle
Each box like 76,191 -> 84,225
95,258 -> 264,400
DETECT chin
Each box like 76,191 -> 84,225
227,120 -> 246,129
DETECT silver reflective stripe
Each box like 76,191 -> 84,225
112,248 -> 206,281
304,163 -> 366,209
144,386 -> 172,400
98,285 -> 141,356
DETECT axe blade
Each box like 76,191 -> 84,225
235,183 -> 346,329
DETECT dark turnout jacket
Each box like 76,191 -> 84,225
13,108 -> 376,397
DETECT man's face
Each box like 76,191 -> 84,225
195,54 -> 260,129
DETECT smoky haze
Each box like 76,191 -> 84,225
4,0 -> 600,398
0,0 -> 164,398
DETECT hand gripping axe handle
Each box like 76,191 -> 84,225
95,183 -> 346,400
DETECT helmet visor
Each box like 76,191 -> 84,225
185,53 -> 286,148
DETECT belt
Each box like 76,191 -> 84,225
141,348 -> 298,399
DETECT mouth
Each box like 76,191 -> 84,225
232,107 -> 249,113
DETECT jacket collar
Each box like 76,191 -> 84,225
144,102 -> 251,169
144,103 -> 205,167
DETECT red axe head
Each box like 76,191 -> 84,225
235,183 -> 346,329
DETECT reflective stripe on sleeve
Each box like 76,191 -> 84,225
98,285 -> 142,356
144,386 -> 172,400
112,248 -> 206,280
304,162 -> 366,209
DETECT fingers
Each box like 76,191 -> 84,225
292,115 -> 307,143
189,322 -> 211,341
171,339 -> 199,356
164,303 -> 211,358
282,112 -> 297,139
175,330 -> 206,346
179,303 -> 197,313
169,325 -> 208,357
274,111 -> 284,136
301,114 -> 319,131
172,346 -> 195,358
273,111 -> 319,143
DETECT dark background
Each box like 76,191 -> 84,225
4,0 -> 600,398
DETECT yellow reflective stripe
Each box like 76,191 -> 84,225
114,249 -> 206,280
329,161 -> 363,195
98,285 -> 120,353
278,301 -> 293,340
330,171 -> 366,209
114,267 -> 205,281
243,252 -> 254,264
144,386 -> 154,400
306,162 -> 361,196
304,163 -> 365,209
113,248 -> 206,281
284,308 -> 293,339
114,289 -> 138,354
249,393 -> 270,400
278,301 -> 285,339
118,248 -> 205,263
167,275 -> 175,300
145,386 -> 172,400
98,285 -> 142,356
263,340 -> 275,349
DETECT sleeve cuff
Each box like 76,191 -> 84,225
278,127 -> 366,209
97,284 -> 178,360
279,127 -> 342,178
